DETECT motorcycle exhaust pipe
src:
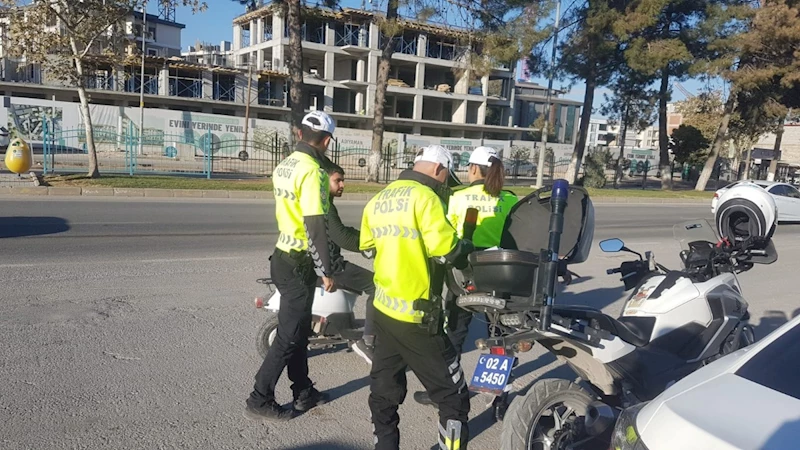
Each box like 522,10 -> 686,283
584,401 -> 619,437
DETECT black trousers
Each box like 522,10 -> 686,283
247,249 -> 316,406
333,260 -> 376,337
370,309 -> 470,450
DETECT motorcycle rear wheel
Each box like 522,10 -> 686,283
256,314 -> 280,359
500,378 -> 605,450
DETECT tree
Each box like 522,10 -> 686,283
675,90 -> 725,143
600,62 -> 658,187
556,0 -> 625,184
670,124 -> 710,165
694,0 -> 800,190
614,0 -> 715,190
366,0 -> 400,183
728,89 -> 788,179
4,0 -> 206,178
579,147 -> 612,188
528,115 -> 557,141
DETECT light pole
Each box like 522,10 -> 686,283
138,1 -> 147,156
534,0 -> 561,188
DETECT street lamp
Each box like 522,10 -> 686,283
534,0 -> 561,188
138,1 -> 147,156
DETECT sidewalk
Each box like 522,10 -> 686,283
0,185 -> 711,204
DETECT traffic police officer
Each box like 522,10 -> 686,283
245,111 -> 337,422
414,145 -> 518,407
360,145 -> 474,450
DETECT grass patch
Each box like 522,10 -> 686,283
44,174 -> 714,199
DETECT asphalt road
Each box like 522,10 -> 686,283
1,197 -> 799,450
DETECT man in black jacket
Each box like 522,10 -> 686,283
324,161 -> 377,364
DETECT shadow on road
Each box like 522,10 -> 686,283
754,310 -> 792,340
0,217 -> 70,238
285,443 -> 365,450
326,373 -> 370,402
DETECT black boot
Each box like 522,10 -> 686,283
293,385 -> 330,412
243,400 -> 293,422
413,390 -> 438,407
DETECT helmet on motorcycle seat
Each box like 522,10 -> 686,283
715,183 -> 777,244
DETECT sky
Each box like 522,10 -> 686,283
168,0 -> 725,120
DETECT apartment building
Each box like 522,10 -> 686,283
182,41 -> 235,67
127,11 -> 185,58
0,2 -> 582,146
231,4 -> 581,142
512,81 -> 582,145
0,5 -> 289,122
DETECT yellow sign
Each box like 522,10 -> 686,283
4,138 -> 32,174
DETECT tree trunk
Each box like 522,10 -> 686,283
658,70 -> 672,190
732,147 -> 741,181
367,0 -> 399,183
766,113 -> 787,181
614,103 -> 629,189
744,146 -> 753,179
286,0 -> 305,144
72,56 -> 99,178
564,72 -> 596,184
695,93 -> 736,191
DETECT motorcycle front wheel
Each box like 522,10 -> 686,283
500,379 -> 606,450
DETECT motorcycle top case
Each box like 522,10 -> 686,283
466,185 -> 594,307
469,249 -> 540,298
499,184 -> 595,265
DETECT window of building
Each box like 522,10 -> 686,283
563,105 -> 576,145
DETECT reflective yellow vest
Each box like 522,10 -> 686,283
360,177 -> 458,323
447,183 -> 518,248
273,150 -> 329,253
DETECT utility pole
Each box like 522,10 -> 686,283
138,1 -> 147,156
243,61 -> 253,145
534,0 -> 561,188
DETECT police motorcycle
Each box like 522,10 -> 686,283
253,279 -> 364,358
447,180 -> 778,450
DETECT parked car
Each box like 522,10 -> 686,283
712,180 -> 800,222
505,160 -> 536,177
610,313 -> 800,450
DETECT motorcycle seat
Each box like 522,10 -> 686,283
552,306 -> 653,348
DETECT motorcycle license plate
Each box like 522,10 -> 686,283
468,354 -> 514,396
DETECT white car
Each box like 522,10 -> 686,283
610,313 -> 800,450
712,180 -> 800,222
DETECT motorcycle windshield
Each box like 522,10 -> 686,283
672,219 -> 719,252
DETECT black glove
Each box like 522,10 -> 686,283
361,248 -> 376,259
450,239 -> 475,270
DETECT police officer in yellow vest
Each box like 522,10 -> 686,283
245,111 -> 337,422
414,146 -> 518,407
360,145 -> 475,450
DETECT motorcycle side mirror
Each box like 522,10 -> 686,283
599,238 -> 625,253
599,238 -> 643,260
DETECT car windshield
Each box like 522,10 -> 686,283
672,219 -> 719,252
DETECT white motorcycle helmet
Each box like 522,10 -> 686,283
714,183 -> 778,244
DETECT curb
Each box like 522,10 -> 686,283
0,186 -> 711,205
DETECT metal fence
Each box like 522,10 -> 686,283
40,121 -> 288,178
37,120 -> 572,184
